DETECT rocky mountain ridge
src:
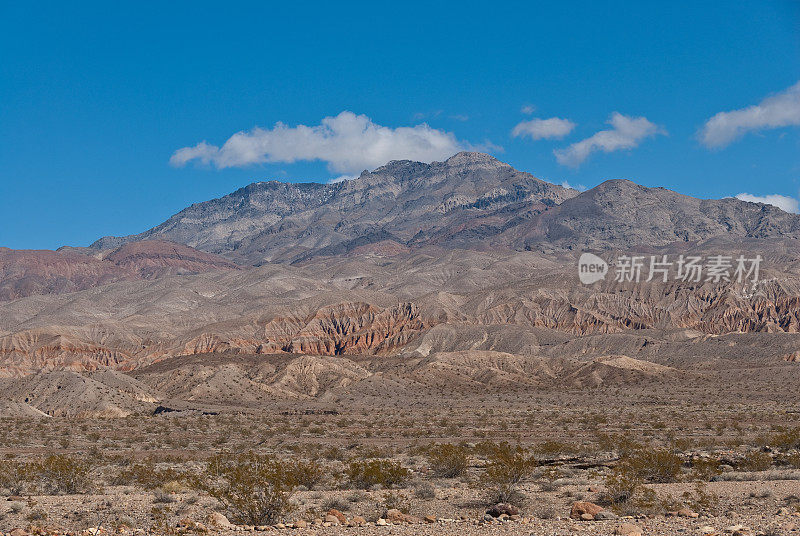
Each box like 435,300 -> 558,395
90,152 -> 800,264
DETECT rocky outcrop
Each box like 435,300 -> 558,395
271,302 -> 428,355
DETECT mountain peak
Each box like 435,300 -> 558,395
370,152 -> 506,178
444,151 -> 505,167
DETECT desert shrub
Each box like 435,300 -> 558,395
534,441 -> 577,457
690,456 -> 723,481
347,490 -> 370,503
769,428 -> 800,450
602,447 -> 690,514
193,452 -> 296,525
783,452 -> 800,469
602,447 -> 679,506
595,433 -> 643,457
738,451 -> 773,472
346,459 -> 410,489
681,482 -> 719,513
153,491 -> 177,503
286,459 -> 324,490
617,448 -> 683,484
381,490 -> 411,514
532,505 -> 556,519
34,455 -> 93,494
26,508 -> 48,522
160,480 -> 187,494
322,496 -> 350,512
112,516 -> 136,531
113,462 -> 185,490
149,506 -> 176,535
427,443 -> 469,478
477,443 -> 536,506
322,446 -> 346,461
539,479 -> 562,492
414,481 -> 436,499
601,469 -> 665,515
0,459 -> 32,495
602,467 -> 642,506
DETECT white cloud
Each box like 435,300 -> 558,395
560,180 -> 587,192
170,111 -> 468,174
700,81 -> 800,148
734,193 -> 800,214
520,104 -> 536,115
512,117 -> 576,140
554,112 -> 665,167
327,175 -> 357,184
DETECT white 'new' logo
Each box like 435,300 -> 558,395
578,253 -> 608,284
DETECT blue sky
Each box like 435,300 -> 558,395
1,1 -> 799,249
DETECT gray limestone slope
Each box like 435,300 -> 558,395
91,152 -> 576,264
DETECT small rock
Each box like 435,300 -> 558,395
273,523 -> 285,530
327,509 -> 347,525
351,516 -> 367,526
424,515 -> 437,524
207,513 -> 234,530
376,518 -> 388,526
581,513 -> 595,521
293,520 -> 307,529
385,509 -> 421,524
595,510 -> 619,520
570,501 -> 605,520
324,514 -> 340,526
699,527 -> 717,535
9,530 -> 30,536
487,503 -> 520,518
724,526 -> 749,535
312,518 -> 323,526
614,523 -> 643,536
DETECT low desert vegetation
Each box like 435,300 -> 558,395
476,443 -> 537,506
616,447 -> 683,484
346,459 -> 411,489
192,452 -> 297,525
0,405 -> 798,531
0,455 -> 93,495
426,443 -> 470,478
